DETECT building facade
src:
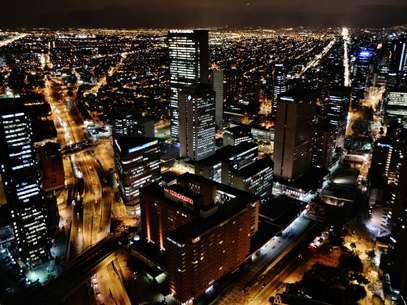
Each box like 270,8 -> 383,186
168,30 -> 209,139
384,90 -> 407,122
211,69 -> 224,128
114,136 -> 161,205
179,84 -> 216,161
140,173 -> 259,303
272,64 -> 288,117
0,100 -> 50,268
273,90 -> 315,181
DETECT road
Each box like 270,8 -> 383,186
43,49 -> 130,305
0,33 -> 28,48
213,212 -> 320,305
342,27 -> 351,87
295,38 -> 336,78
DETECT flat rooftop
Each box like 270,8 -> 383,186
233,157 -> 273,178
114,136 -> 158,155
166,199 -> 248,244
260,195 -> 303,227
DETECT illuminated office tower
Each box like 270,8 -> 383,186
179,84 -> 216,161
390,39 -> 407,74
112,106 -> 154,138
0,100 -> 50,268
168,30 -> 209,139
383,90 -> 407,122
273,90 -> 315,181
211,69 -> 224,128
326,87 -> 351,138
272,64 -> 288,117
352,48 -> 374,100
114,136 -> 161,205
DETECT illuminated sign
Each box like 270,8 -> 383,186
377,143 -> 391,149
164,188 -> 194,205
169,29 -> 194,34
358,48 -> 373,60
128,140 -> 158,154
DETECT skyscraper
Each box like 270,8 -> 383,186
0,99 -> 50,268
211,69 -> 224,128
383,90 -> 407,122
273,90 -> 315,181
272,64 -> 288,117
352,48 -> 374,101
114,136 -> 161,205
390,39 -> 407,74
112,106 -> 154,138
179,84 -> 216,161
168,30 -> 209,139
326,87 -> 351,138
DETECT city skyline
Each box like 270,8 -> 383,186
0,0 -> 407,28
0,9 -> 407,305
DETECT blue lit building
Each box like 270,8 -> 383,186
351,47 -> 374,101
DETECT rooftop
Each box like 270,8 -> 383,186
166,199 -> 248,244
194,142 -> 258,167
233,157 -> 273,178
113,136 -> 158,155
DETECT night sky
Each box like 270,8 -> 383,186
1,0 -> 407,28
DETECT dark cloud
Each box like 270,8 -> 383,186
0,0 -> 406,28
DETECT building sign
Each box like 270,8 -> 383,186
164,188 -> 194,206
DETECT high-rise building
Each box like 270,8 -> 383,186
369,137 -> 394,187
272,64 -> 288,117
352,48 -> 374,101
211,69 -> 224,128
140,173 -> 259,250
390,39 -> 407,74
140,173 -> 259,303
0,99 -> 50,268
326,87 -> 351,138
179,84 -> 216,161
380,136 -> 407,303
194,142 -> 258,184
229,157 -> 274,201
384,206 -> 407,303
166,200 -> 253,303
223,125 -> 252,146
273,90 -> 315,181
383,90 -> 407,122
312,123 -> 336,170
112,107 -> 155,138
168,30 -> 209,139
114,136 -> 161,205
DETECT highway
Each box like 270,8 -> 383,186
43,51 -> 130,305
295,38 -> 336,78
0,33 -> 28,48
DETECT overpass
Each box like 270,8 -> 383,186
60,141 -> 96,156
11,232 -> 128,305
